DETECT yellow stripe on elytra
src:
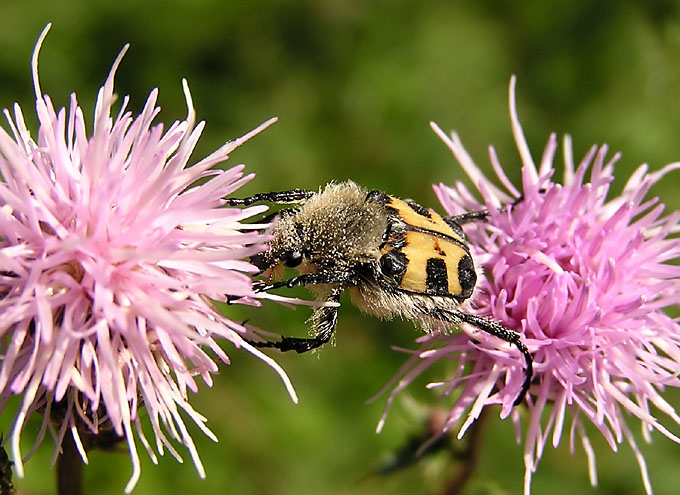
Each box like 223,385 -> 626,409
397,231 -> 465,295
386,196 -> 465,243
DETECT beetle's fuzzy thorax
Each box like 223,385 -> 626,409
269,181 -> 387,274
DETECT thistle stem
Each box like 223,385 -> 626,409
440,407 -> 489,495
57,433 -> 83,495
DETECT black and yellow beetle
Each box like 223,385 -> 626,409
226,181 -> 532,405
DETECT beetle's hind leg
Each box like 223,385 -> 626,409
435,310 -> 533,406
248,287 -> 342,353
459,312 -> 532,406
225,189 -> 315,206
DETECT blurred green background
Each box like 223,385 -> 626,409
2,0 -> 680,494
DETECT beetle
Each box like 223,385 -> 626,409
227,181 -> 532,405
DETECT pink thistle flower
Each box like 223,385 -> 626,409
378,77 -> 680,494
0,25 -> 296,493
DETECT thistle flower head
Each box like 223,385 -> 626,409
0,25 -> 296,492
379,77 -> 680,494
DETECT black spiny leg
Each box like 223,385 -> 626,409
441,209 -> 489,239
253,270 -> 356,292
452,311 -> 533,406
443,194 -> 529,228
225,189 -> 315,206
251,287 -> 343,353
445,210 -> 491,226
248,271 -> 355,353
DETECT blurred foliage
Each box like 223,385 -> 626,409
2,0 -> 680,494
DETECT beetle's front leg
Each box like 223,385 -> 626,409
225,189 -> 315,206
253,271 -> 356,292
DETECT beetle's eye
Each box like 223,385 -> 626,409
282,250 -> 303,267
379,252 -> 407,276
458,254 -> 476,297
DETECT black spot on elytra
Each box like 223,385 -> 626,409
457,255 -> 476,298
425,258 -> 448,294
380,251 -> 408,285
406,200 -> 432,219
